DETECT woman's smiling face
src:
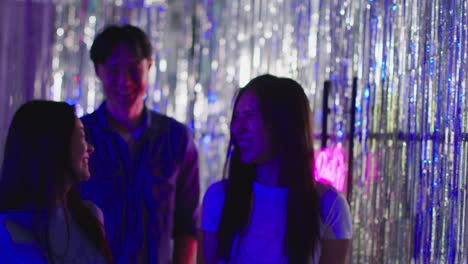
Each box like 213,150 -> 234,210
69,118 -> 94,183
231,91 -> 275,165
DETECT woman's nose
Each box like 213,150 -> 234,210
231,119 -> 246,135
87,143 -> 95,154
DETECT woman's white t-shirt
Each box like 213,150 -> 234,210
0,201 -> 107,263
201,180 -> 353,263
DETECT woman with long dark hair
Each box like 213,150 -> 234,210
199,75 -> 352,263
0,100 -> 113,263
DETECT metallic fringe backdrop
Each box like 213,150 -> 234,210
0,0 -> 467,263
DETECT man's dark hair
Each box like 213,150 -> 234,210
90,24 -> 153,68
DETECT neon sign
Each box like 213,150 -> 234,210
314,145 -> 347,192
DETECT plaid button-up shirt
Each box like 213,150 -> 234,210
80,102 -> 200,263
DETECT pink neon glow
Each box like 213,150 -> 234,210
314,145 -> 348,192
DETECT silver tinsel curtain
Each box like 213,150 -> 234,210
0,0 -> 466,263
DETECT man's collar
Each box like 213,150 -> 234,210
94,101 -> 153,133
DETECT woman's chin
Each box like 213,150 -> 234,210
79,172 -> 91,182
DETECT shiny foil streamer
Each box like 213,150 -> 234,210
0,0 -> 467,262
0,0 -> 56,163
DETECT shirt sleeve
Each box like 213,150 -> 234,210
200,181 -> 226,232
0,220 -> 19,263
173,130 -> 201,238
320,188 -> 353,239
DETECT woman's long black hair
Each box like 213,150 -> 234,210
217,75 -> 321,263
0,100 -> 112,263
